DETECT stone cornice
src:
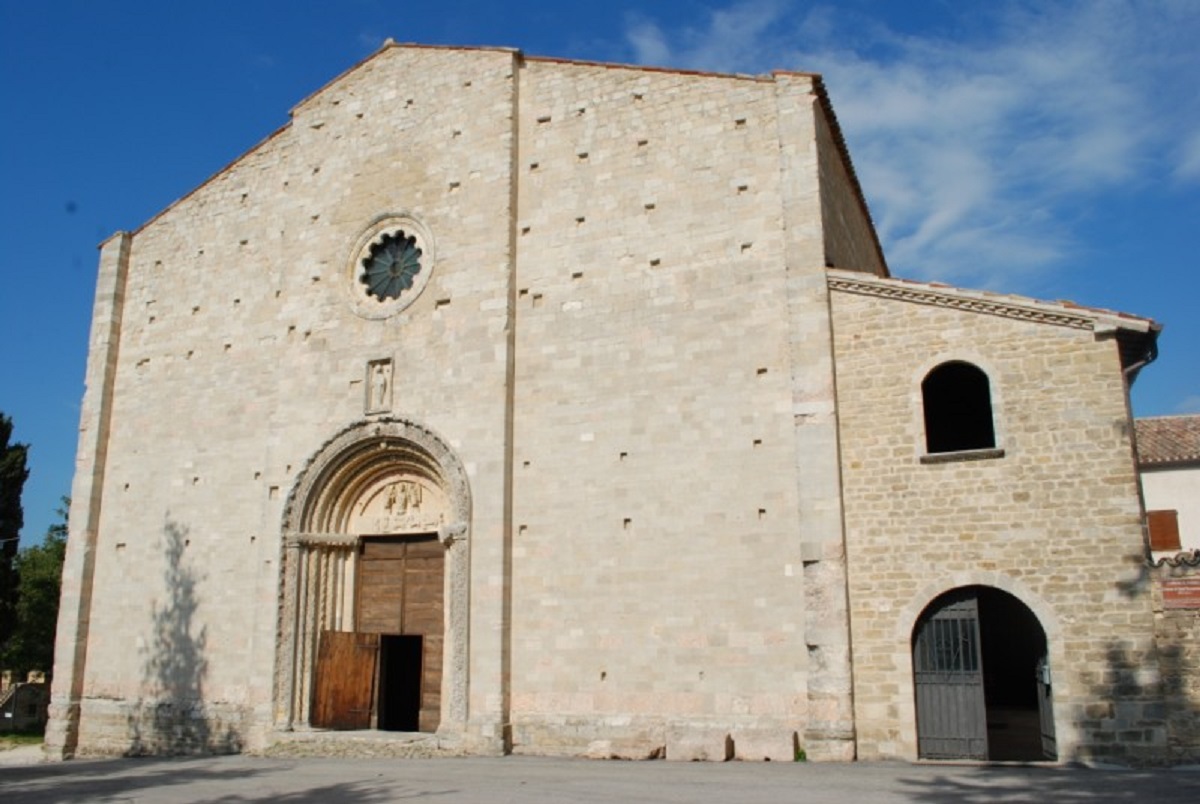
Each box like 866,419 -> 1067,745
826,269 -> 1157,335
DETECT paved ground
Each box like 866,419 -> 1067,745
2,750 -> 1199,803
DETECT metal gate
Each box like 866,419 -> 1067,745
1036,655 -> 1057,759
913,592 -> 988,759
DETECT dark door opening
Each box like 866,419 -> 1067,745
356,534 -> 444,733
310,535 -> 445,732
976,587 -> 1051,760
378,634 -> 423,731
914,586 -> 1054,761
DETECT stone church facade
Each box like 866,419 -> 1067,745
46,44 -> 1194,764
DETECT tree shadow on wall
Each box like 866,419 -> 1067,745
1082,634 -> 1200,767
126,519 -> 241,755
1110,557 -> 1200,766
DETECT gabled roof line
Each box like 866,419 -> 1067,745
291,41 -> 522,115
129,120 -> 292,238
125,41 -> 884,262
524,53 -> 773,82
131,42 -> 516,238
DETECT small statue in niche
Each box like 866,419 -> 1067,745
367,360 -> 392,413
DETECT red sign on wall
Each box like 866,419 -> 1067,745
1163,577 -> 1200,610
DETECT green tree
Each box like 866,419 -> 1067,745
1,498 -> 68,677
0,412 -> 30,650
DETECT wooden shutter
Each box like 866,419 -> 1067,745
1147,509 -> 1181,552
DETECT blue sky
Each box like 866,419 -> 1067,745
2,0 -> 1198,545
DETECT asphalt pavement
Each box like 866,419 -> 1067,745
2,749 -> 1199,803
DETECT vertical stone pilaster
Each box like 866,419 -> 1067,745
273,540 -> 303,729
773,76 -> 856,761
497,48 -> 522,752
461,50 -> 520,757
45,232 -> 131,759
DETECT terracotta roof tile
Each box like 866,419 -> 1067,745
1136,415 -> 1200,466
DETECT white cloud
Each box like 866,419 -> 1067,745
622,1 -> 1200,285
624,17 -> 671,67
1174,395 -> 1200,415
626,1 -> 786,73
1177,131 -> 1200,182
358,31 -> 388,53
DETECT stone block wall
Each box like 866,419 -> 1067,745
509,60 -> 813,760
829,272 -> 1164,763
50,45 -> 521,756
811,82 -> 884,276
1153,567 -> 1200,763
52,46 -> 882,761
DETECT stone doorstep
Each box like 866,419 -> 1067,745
258,729 -> 464,759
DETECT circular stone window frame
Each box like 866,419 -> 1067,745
345,213 -> 437,320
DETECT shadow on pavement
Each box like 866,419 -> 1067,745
898,764 -> 1200,804
0,756 -> 459,803
0,758 -> 266,803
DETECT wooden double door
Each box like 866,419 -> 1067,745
312,534 -> 444,732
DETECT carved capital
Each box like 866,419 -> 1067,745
287,532 -> 360,548
438,522 -> 468,547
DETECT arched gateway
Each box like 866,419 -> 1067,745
912,586 -> 1055,761
274,418 -> 471,735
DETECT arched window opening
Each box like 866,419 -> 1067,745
921,361 -> 996,454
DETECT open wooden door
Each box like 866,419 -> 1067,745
358,535 -> 444,732
914,593 -> 988,759
311,630 -> 379,730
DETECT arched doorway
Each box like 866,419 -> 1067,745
912,586 -> 1055,761
275,418 -> 471,736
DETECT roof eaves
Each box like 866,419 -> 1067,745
826,269 -> 1161,335
524,54 -> 772,83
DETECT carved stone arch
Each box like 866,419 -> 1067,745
275,417 -> 471,735
898,572 -> 1060,646
282,417 -> 471,534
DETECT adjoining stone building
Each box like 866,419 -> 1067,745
1137,415 -> 1200,560
47,43 -> 1196,764
1135,414 -> 1200,763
